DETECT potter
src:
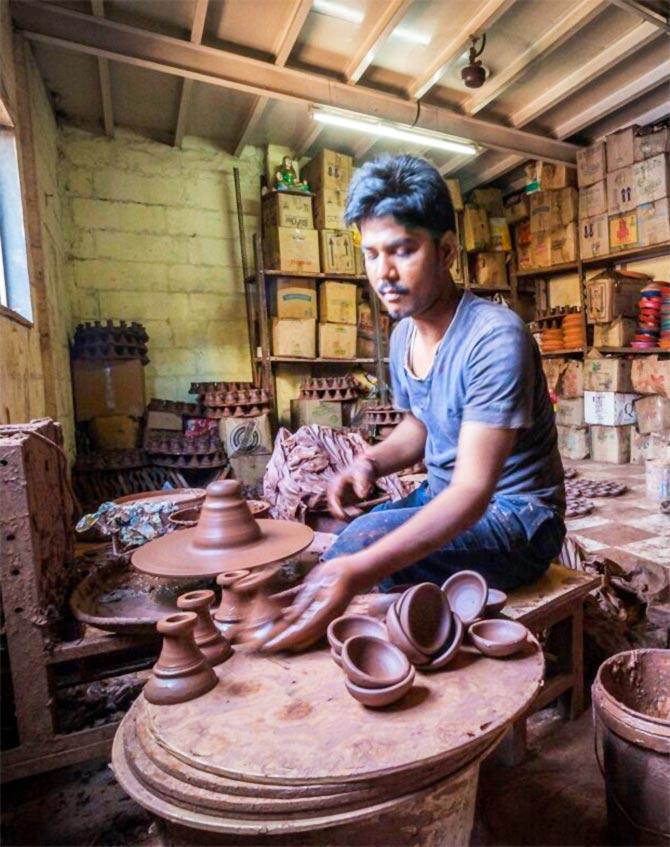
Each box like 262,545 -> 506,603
257,155 -> 565,653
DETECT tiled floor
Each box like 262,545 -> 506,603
564,459 -> 669,572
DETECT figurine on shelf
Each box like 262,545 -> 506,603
275,156 -> 310,193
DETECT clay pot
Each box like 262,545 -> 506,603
344,665 -> 415,708
213,569 -> 251,630
385,602 -> 430,666
192,480 -> 261,550
441,571 -> 488,625
341,636 -> 411,689
485,588 -> 508,615
469,619 -> 529,657
144,612 -> 218,706
421,613 -> 465,672
168,507 -> 201,529
326,615 -> 387,656
398,583 -> 451,656
177,589 -> 231,667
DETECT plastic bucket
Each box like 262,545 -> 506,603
592,649 -> 670,845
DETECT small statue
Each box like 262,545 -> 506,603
275,156 -> 310,192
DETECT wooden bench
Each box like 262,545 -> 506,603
497,562 -> 601,764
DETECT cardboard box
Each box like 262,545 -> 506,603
577,142 -> 607,188
357,301 -> 374,335
515,220 -> 531,245
557,424 -> 590,460
586,270 -> 650,323
504,195 -> 529,224
637,198 -> 670,246
584,391 -> 639,426
464,206 -> 490,251
263,227 -> 320,274
631,356 -> 670,398
550,223 -> 578,264
446,179 -> 463,211
560,360 -> 584,398
634,125 -> 670,162
542,358 -> 565,395
474,252 -> 509,288
632,153 -> 670,204
488,217 -> 512,251
608,212 -> 639,251
318,322 -> 357,358
472,188 -> 504,216
607,165 -> 637,213
584,356 -> 633,392
89,415 -> 141,450
313,189 -> 347,230
634,395 -> 670,434
319,229 -> 355,274
530,231 -> 551,268
319,280 -> 357,324
530,192 -> 551,233
221,413 -> 273,457
146,410 -> 183,431
230,453 -> 271,493
517,243 -> 532,271
301,149 -> 353,193
538,161 -> 577,190
271,278 -> 317,319
646,458 -> 670,502
550,188 -> 579,228
290,398 -> 343,429
350,228 -> 365,275
591,425 -> 632,463
630,430 -> 670,465
593,317 -> 637,348
580,214 -> 609,259
262,192 -> 313,230
72,359 -> 145,422
579,181 -> 607,219
606,127 -> 637,172
271,317 -> 316,358
556,397 -> 584,426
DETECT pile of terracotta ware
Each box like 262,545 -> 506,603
632,281 -> 666,350
299,375 -> 361,401
145,431 -> 227,470
72,320 -> 149,363
200,387 -> 272,419
538,308 -> 584,352
564,471 -> 627,517
73,465 -> 188,513
148,398 -> 202,417
328,572 -> 528,707
75,448 -> 148,471
561,311 -> 585,349
189,380 -> 254,396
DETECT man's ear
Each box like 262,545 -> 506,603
439,230 -> 459,270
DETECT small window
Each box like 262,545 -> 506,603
0,111 -> 33,323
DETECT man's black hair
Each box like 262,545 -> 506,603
344,154 -> 455,237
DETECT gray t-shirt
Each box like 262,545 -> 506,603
390,291 -> 565,537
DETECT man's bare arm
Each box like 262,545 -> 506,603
362,412 -> 427,477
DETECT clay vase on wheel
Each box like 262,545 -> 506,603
177,589 -> 231,666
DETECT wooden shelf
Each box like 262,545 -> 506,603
468,286 -> 512,294
515,262 -> 579,278
594,346 -> 669,355
582,241 -> 670,268
255,356 -> 389,364
246,270 -> 368,284
541,348 -> 584,357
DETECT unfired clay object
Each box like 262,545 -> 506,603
344,665 -> 416,708
398,583 -> 451,655
326,615 -> 387,656
132,480 -> 313,578
385,601 -> 430,666
177,589 -> 231,666
421,613 -> 464,672
214,570 -> 250,623
441,571 -> 488,625
469,619 -> 529,657
485,589 -> 508,615
341,636 -> 411,689
143,612 -> 218,706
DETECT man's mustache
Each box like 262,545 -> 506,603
378,282 -> 411,296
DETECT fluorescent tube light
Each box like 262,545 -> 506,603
313,111 -> 477,156
312,0 -> 364,24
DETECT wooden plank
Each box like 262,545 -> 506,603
91,0 -> 113,138
173,0 -> 209,147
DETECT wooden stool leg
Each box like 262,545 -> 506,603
569,605 -> 584,719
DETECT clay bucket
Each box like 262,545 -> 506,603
592,649 -> 670,845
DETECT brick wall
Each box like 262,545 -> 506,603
60,127 -> 263,403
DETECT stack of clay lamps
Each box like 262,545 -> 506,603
633,283 -> 663,349
363,405 -> 404,427
201,387 -> 272,419
540,320 -> 564,353
75,448 -> 148,472
148,398 -> 203,417
72,320 -> 149,363
299,375 -> 360,401
189,380 -> 253,397
339,636 -> 415,708
566,477 -> 627,498
131,479 -> 313,578
561,311 -> 585,349
661,282 -> 670,350
145,432 -> 227,470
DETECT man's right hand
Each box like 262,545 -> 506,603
327,455 -> 377,520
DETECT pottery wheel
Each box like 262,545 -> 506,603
112,637 -> 543,835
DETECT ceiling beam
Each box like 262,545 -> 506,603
406,0 -> 516,100
10,2 -> 580,165
606,0 -> 670,34
232,0 -> 311,157
294,122 -> 324,160
463,0 -> 604,116
510,21 -> 659,127
461,152 -> 523,193
91,0 -> 113,138
353,136 -> 377,162
439,153 -> 475,177
174,0 -> 209,148
345,0 -> 413,83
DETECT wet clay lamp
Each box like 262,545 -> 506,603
234,568 -> 284,644
177,589 -> 231,666
441,571 -> 488,625
132,480 -> 313,578
213,569 -> 250,635
469,619 -> 529,658
144,612 -> 218,706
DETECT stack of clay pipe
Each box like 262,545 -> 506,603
145,431 -> 227,470
199,387 -> 272,419
72,320 -> 149,364
299,375 -> 361,401
148,398 -> 203,417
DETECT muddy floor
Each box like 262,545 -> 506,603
3,706 -> 606,846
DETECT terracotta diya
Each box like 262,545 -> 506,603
469,619 -> 529,657
177,589 -> 231,666
485,588 -> 508,615
441,571 -> 488,625
132,480 -> 313,578
326,614 -> 387,656
341,635 -> 411,689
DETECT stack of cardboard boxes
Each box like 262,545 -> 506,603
585,268 -> 650,348
463,187 -> 512,288
629,356 -> 670,500
579,121 -> 670,259
546,359 -> 588,460
526,164 -> 579,269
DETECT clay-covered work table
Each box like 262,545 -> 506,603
113,638 -> 543,845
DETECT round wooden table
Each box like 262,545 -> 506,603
112,635 -> 544,845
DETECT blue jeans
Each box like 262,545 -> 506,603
323,483 -> 565,592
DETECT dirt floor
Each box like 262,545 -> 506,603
2,706 -> 606,847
